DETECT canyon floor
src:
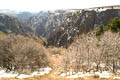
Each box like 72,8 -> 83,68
0,53 -> 120,80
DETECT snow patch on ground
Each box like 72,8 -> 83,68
60,71 -> 120,79
0,70 -> 18,78
113,76 -> 120,79
60,73 -> 66,77
66,72 -> 93,78
16,74 -> 31,79
0,67 -> 52,79
95,71 -> 113,78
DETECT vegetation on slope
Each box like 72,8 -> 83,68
96,17 -> 120,36
0,34 -> 49,73
0,30 -> 6,35
0,13 -> 120,80
51,17 -> 120,74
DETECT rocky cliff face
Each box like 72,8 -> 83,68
27,8 -> 120,47
0,7 -> 120,47
17,12 -> 37,25
0,14 -> 33,36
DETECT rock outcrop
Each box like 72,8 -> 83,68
1,6 -> 119,47
0,14 -> 33,36
27,8 -> 120,47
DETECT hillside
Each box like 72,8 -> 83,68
0,31 -> 120,80
26,7 -> 120,47
0,14 -> 34,36
0,5 -> 120,80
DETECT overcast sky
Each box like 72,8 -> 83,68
0,0 -> 120,12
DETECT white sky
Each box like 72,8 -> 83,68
0,0 -> 120,12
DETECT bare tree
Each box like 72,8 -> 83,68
0,34 -> 49,73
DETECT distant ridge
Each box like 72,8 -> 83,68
86,5 -> 120,10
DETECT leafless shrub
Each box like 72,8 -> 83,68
60,31 -> 120,74
0,34 -> 49,73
